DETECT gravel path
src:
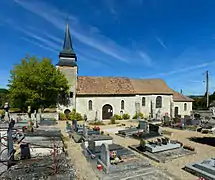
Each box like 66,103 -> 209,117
57,121 -> 99,180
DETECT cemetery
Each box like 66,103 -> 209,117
184,158 -> 215,180
129,137 -> 195,163
82,139 -> 177,180
0,109 -> 76,180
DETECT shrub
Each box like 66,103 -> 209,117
122,113 -> 130,120
112,114 -> 122,120
59,112 -> 67,120
43,108 -> 57,113
0,109 -> 5,116
140,139 -> 146,148
89,121 -> 105,125
173,117 -> 181,123
109,117 -> 116,124
68,109 -> 83,121
132,112 -> 144,119
9,108 -> 22,113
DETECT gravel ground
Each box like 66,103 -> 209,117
58,121 -> 215,180
57,121 -> 99,180
102,123 -> 215,180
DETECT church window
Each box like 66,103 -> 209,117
70,92 -> 73,98
142,97 -> 146,106
156,96 -> 162,108
184,103 -> 187,111
121,100 -> 125,110
88,100 -> 92,110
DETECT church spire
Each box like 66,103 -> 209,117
63,21 -> 73,51
58,20 -> 77,67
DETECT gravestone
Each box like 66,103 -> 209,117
139,120 -> 148,131
4,111 -> 10,121
36,113 -> 41,124
81,140 -> 88,156
100,143 -> 110,166
83,123 -> 88,138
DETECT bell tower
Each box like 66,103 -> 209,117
56,21 -> 78,112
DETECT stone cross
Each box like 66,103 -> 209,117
83,123 -> 88,138
100,143 -> 110,166
81,140 -> 88,156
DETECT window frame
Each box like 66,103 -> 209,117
142,97 -> 146,106
156,96 -> 162,108
121,100 -> 125,110
88,100 -> 93,111
184,103 -> 187,111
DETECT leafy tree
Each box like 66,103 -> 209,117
0,88 -> 9,107
8,56 -> 69,111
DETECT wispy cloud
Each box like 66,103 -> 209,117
14,0 -> 151,65
156,36 -> 167,49
20,37 -> 57,53
139,51 -> 152,66
145,61 -> 215,78
17,27 -> 60,50
104,0 -> 117,16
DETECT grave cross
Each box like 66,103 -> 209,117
100,143 -> 110,166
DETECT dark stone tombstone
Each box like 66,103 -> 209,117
138,120 -> 147,131
72,120 -> 78,131
20,143 -> 31,160
149,124 -> 159,136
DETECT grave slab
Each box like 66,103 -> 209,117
184,158 -> 215,180
145,143 -> 181,153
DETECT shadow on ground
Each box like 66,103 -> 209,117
189,137 -> 215,147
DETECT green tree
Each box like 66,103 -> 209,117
8,56 -> 69,111
0,88 -> 9,108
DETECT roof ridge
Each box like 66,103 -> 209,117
78,76 -> 165,81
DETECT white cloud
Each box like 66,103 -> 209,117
139,51 -> 152,66
20,37 -> 57,53
156,36 -> 167,49
14,0 -> 151,65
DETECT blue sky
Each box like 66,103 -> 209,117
1,0 -> 215,95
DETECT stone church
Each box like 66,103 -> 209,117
56,23 -> 194,120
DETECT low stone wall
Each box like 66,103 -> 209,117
192,110 -> 213,118
9,112 -> 59,120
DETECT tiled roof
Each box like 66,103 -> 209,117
76,76 -> 173,95
173,91 -> 194,102
77,76 -> 135,95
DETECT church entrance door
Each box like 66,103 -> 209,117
174,107 -> 179,117
102,104 -> 113,120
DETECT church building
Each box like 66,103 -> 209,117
56,22 -> 194,120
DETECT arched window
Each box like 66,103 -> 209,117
184,103 -> 187,111
156,96 -> 162,108
142,97 -> 146,106
88,100 -> 92,110
121,100 -> 124,110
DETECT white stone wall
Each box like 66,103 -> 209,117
56,65 -> 78,112
173,101 -> 192,117
138,95 -> 172,118
76,94 -> 173,120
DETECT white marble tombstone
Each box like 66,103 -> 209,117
4,111 -> 9,121
100,143 -> 110,166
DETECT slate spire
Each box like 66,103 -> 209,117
59,20 -> 76,57
58,20 -> 77,66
